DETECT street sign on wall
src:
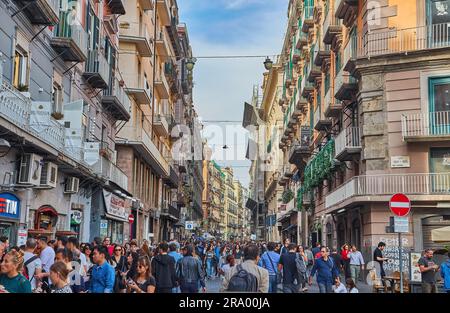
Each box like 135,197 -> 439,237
185,221 -> 194,230
390,216 -> 409,233
389,193 -> 411,217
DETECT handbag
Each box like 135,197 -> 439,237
264,252 -> 282,284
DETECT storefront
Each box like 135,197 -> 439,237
0,193 -> 21,245
28,205 -> 58,238
102,190 -> 129,244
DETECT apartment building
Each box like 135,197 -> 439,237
222,167 -> 237,240
0,0 -> 131,244
276,0 -> 450,273
202,159 -> 225,238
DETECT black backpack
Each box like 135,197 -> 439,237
226,265 -> 258,292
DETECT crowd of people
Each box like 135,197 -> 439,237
0,235 -> 449,293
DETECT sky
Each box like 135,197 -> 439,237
177,0 -> 288,187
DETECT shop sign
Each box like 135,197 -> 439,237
103,191 -> 128,222
17,228 -> 28,246
0,193 -> 20,220
71,211 -> 82,225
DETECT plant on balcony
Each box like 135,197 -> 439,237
282,189 -> 294,204
99,149 -> 111,160
51,111 -> 64,120
17,84 -> 29,92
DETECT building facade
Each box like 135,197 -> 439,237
273,0 -> 450,274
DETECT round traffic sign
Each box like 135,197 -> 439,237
128,214 -> 135,224
389,193 -> 411,217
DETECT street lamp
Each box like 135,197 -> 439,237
186,57 -> 197,71
263,57 -> 273,71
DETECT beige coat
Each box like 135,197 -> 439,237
221,260 -> 269,293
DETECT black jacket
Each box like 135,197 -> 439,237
151,254 -> 176,289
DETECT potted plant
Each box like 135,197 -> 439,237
51,111 -> 64,120
17,84 -> 30,98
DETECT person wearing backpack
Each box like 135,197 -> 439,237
222,244 -> 269,293
440,251 -> 450,293
258,242 -> 280,293
23,238 -> 42,291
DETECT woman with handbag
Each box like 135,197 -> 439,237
109,245 -> 127,293
258,242 -> 281,293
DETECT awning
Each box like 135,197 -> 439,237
431,226 -> 450,242
245,198 -> 257,211
282,224 -> 297,232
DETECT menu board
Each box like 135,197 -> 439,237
410,252 -> 422,282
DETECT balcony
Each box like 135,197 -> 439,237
163,165 -> 179,188
161,203 -> 180,220
288,137 -> 311,168
92,156 -> 112,180
107,0 -> 126,14
296,31 -> 309,50
301,77 -> 315,98
292,48 -> 302,64
29,102 -> 65,151
335,0 -> 358,28
110,163 -> 128,191
155,31 -> 170,62
302,5 -> 314,33
314,105 -> 331,131
343,28 -> 358,73
83,50 -> 110,89
313,43 -> 331,67
125,82 -> 152,106
0,80 -> 31,130
102,78 -> 131,121
138,0 -> 153,10
153,114 -> 170,137
334,68 -> 357,101
14,0 -> 59,25
156,0 -> 172,26
117,121 -> 169,177
359,23 -> 450,58
334,127 -> 361,161
119,34 -> 152,57
323,10 -> 342,45
165,62 -> 179,94
155,73 -> 170,99
401,111 -> 450,142
324,90 -> 342,118
51,18 -> 88,62
325,173 -> 450,210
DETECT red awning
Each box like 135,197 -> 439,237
37,206 -> 58,216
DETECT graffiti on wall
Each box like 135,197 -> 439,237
378,236 -> 410,273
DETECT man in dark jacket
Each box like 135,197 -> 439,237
151,242 -> 176,293
177,245 -> 206,293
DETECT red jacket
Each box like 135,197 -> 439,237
341,249 -> 350,261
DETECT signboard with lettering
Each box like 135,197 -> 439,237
409,252 -> 422,282
0,193 -> 20,220
390,156 -> 410,168
17,228 -> 28,246
391,216 -> 409,233
103,191 -> 128,222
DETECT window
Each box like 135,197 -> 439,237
13,49 -> 28,89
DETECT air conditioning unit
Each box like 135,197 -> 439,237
64,177 -> 80,194
18,154 -> 43,186
39,162 -> 58,188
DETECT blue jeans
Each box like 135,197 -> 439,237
318,282 -> 333,293
268,275 -> 277,293
180,281 -> 199,293
282,283 -> 299,293
206,259 -> 214,277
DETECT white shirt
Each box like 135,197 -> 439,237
40,246 -> 55,273
333,283 -> 347,293
348,287 -> 359,293
349,251 -> 365,266
24,251 -> 42,290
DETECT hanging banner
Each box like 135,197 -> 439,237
84,142 -> 100,165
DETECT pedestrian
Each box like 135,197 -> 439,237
110,244 -> 127,293
126,256 -> 156,293
125,251 -> 139,281
258,242 -> 280,293
0,250 -> 32,293
373,242 -> 389,282
35,236 -> 55,290
103,237 -> 113,257
92,237 -> 102,248
23,238 -> 42,291
88,245 -> 115,293
309,246 -> 340,293
280,238 -> 290,255
346,278 -> 359,293
222,244 -> 269,293
233,244 -> 243,264
49,261 -> 72,293
330,248 -> 343,279
278,243 -> 300,293
204,244 -> 216,279
221,255 -> 236,277
304,246 -> 314,279
47,240 -> 57,251
81,243 -> 93,284
67,237 -> 87,289
177,245 -> 206,293
332,276 -> 347,293
348,245 -> 365,282
56,236 -> 68,250
296,245 -> 308,292
440,251 -> 450,293
312,242 -> 321,258
130,240 -> 139,254
341,244 -> 351,279
418,248 -> 439,293
151,242 -> 176,293
140,241 -> 152,260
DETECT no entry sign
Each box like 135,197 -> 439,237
128,214 -> 135,224
389,193 -> 411,217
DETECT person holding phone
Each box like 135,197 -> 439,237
373,242 -> 389,282
127,256 -> 155,293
